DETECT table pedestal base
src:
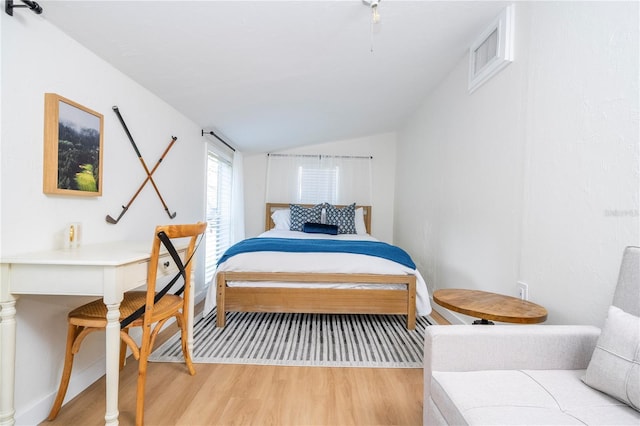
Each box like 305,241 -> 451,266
472,319 -> 494,325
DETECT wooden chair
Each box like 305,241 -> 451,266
47,222 -> 207,426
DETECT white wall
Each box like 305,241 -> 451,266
243,133 -> 397,243
395,1 -> 639,326
3,1 -> 637,422
518,1 -> 639,325
1,13 -> 206,424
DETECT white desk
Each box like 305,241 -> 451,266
0,241 -> 188,426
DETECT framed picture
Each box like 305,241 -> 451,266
468,5 -> 515,94
43,93 -> 104,196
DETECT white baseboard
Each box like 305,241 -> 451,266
430,303 -> 466,325
16,356 -> 106,426
16,286 -> 210,425
19,289 -> 210,425
194,288 -> 206,306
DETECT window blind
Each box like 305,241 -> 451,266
297,166 -> 339,204
205,150 -> 233,284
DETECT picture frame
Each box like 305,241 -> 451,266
43,93 -> 104,196
468,5 -> 515,94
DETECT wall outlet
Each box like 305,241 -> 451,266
517,282 -> 529,300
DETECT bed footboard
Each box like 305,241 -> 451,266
216,272 -> 417,329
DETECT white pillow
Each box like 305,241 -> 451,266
583,305 -> 640,411
271,209 -> 290,230
355,207 -> 367,234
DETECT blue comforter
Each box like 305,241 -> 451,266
218,237 -> 416,269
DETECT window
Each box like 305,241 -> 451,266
297,166 -> 339,204
204,149 -> 232,284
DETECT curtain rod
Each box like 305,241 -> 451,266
267,153 -> 373,159
202,130 -> 236,152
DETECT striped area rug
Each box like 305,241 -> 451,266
149,311 -> 431,368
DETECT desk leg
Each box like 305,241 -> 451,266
0,298 -> 17,426
104,302 -> 120,426
187,272 -> 194,356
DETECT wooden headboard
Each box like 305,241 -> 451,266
265,203 -> 372,234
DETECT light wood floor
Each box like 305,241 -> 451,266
42,309 -> 448,426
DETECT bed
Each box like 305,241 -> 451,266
203,203 -> 431,330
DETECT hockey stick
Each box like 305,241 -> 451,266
111,106 -> 177,219
106,136 -> 178,224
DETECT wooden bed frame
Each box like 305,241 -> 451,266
215,203 -> 417,329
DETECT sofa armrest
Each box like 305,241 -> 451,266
423,324 -> 601,424
425,324 -> 600,373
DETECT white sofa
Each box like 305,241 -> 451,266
424,246 -> 640,425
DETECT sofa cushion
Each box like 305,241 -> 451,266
431,369 -> 640,425
583,305 -> 640,411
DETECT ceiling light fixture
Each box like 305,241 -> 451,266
362,0 -> 381,53
362,0 -> 381,24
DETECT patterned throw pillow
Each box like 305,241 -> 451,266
583,305 -> 640,411
325,203 -> 356,234
289,203 -> 323,232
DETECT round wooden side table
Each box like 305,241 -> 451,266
433,288 -> 548,324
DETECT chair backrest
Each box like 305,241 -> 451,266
612,246 -> 640,317
143,222 -> 207,322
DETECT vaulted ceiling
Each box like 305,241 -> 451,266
41,0 -> 510,153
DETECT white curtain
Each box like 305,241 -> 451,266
204,138 -> 243,284
265,153 -> 373,205
231,151 -> 245,243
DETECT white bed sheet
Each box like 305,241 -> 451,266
203,230 -> 432,316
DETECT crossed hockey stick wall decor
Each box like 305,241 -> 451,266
106,106 -> 177,224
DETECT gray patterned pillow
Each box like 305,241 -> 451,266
325,203 -> 356,234
289,203 -> 323,232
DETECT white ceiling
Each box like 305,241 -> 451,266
41,0 -> 510,153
